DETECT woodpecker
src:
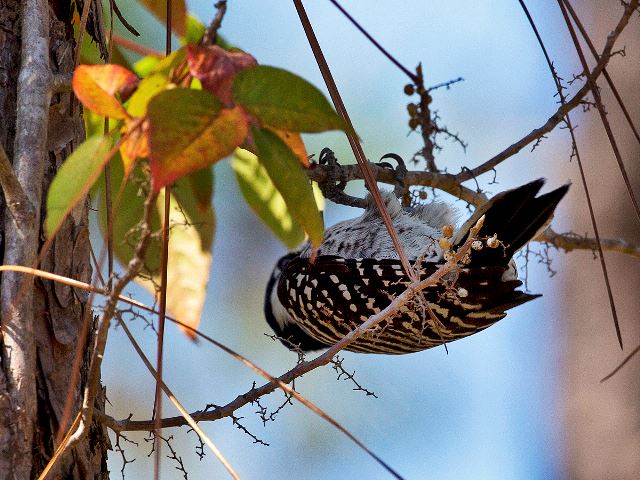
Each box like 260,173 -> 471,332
264,179 -> 569,354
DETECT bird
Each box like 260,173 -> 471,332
264,179 -> 569,354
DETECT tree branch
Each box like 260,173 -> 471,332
0,0 -> 51,477
538,229 -> 640,259
0,144 -> 34,223
98,217 -> 486,433
455,0 -> 638,182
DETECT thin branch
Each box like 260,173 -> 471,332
563,0 -> 640,146
518,0 -> 624,347
600,343 -> 640,383
202,1 -> 228,46
97,216 -> 486,480
293,0 -> 419,289
112,33 -> 163,58
327,0 -> 417,82
307,162 -> 488,206
558,0 -> 640,227
0,144 -> 34,222
117,316 -> 240,480
67,188 -> 159,447
537,229 -> 640,259
456,0 -> 638,182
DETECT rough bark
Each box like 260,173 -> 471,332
0,1 -> 109,478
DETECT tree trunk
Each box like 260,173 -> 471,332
0,1 -> 109,478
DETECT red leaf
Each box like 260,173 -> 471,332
186,45 -> 256,104
120,119 -> 150,174
148,88 -> 248,189
73,64 -> 139,119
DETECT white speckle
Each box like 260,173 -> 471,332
468,312 -> 502,320
374,266 -> 383,276
366,298 -> 375,309
363,278 -> 370,286
349,304 -> 358,312
311,279 -> 318,287
427,302 -> 449,318
343,290 -> 352,300
330,275 -> 339,283
304,286 -> 312,300
296,274 -> 305,286
338,283 -> 347,291
382,280 -> 390,287
449,316 -> 475,328
316,301 -> 324,308
360,315 -> 369,321
321,289 -> 329,297
306,303 -> 313,310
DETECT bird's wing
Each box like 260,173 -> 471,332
277,255 -> 538,353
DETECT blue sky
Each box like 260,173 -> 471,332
102,1 -> 582,478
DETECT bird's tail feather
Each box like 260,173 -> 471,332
454,179 -> 569,264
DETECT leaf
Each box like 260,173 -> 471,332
184,166 -> 214,214
73,64 -> 138,119
182,14 -> 206,45
96,159 -> 214,338
46,134 -> 113,237
139,0 -> 186,37
272,129 -> 309,167
119,118 -> 149,174
147,88 -> 248,189
96,156 -> 162,281
251,127 -> 324,246
233,66 -> 346,133
159,189 -> 212,338
186,45 -> 257,103
232,149 -> 305,248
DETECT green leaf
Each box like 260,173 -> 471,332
182,14 -> 206,45
233,66 -> 347,133
96,156 -> 161,279
251,127 -> 324,246
232,149 -> 305,249
148,88 -> 247,189
173,168 -> 215,250
46,134 -> 113,237
126,73 -> 169,117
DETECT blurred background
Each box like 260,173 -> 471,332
101,1 -> 639,478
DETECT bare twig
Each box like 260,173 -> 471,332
308,161 -> 487,206
293,0 -> 419,289
67,188 -> 159,447
117,316 -> 240,480
112,33 -> 163,58
600,343 -> 640,383
202,1 -> 228,46
456,0 -> 638,182
563,0 -> 640,146
538,229 -> 640,259
96,216 -> 485,480
555,0 -> 632,347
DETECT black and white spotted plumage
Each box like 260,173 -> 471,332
264,179 -> 569,354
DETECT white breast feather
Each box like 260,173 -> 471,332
298,190 -> 459,260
